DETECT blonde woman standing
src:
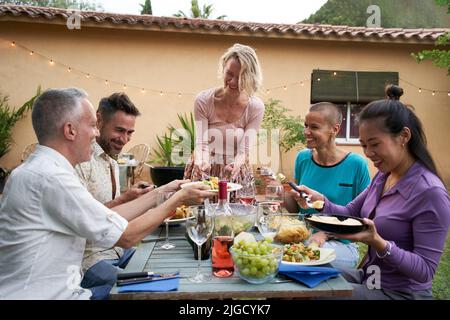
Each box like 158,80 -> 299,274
184,44 -> 264,186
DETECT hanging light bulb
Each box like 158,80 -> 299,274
11,41 -> 16,47
29,51 -> 34,56
300,81 -> 304,87
266,89 -> 270,94
317,78 -> 321,82
105,80 -> 109,86
86,74 -> 90,79
160,91 -> 163,96
283,85 -> 287,91
67,67 -> 71,73
49,59 -> 54,65
447,92 -> 450,97
178,92 -> 182,98
432,91 -> 435,96
123,84 -> 127,90
333,71 -> 337,76
141,88 -> 146,94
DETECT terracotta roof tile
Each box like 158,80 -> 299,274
0,4 -> 448,43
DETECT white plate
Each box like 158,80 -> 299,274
281,248 -> 336,266
180,181 -> 242,192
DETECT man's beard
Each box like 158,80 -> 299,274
97,136 -> 118,160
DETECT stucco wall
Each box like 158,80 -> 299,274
1,21 -> 449,185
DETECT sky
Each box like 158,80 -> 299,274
96,0 -> 328,24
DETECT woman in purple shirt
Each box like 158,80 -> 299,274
292,85 -> 450,299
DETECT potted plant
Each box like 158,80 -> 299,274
148,112 -> 195,186
256,99 -> 306,191
0,87 -> 41,193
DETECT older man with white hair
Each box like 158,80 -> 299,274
0,88 -> 213,299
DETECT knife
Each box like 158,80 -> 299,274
117,271 -> 157,280
116,274 -> 180,286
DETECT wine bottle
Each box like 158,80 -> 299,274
212,181 -> 234,278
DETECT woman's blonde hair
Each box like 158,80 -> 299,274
218,43 -> 263,96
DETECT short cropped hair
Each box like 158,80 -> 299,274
218,43 -> 263,96
97,92 -> 140,122
32,88 -> 87,144
309,102 -> 342,126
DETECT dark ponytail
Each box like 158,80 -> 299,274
358,85 -> 441,180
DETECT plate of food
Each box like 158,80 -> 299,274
167,205 -> 195,224
281,243 -> 336,266
304,214 -> 367,234
180,177 -> 242,192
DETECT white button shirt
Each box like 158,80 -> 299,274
0,145 -> 128,300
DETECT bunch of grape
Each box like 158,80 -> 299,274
231,239 -> 282,280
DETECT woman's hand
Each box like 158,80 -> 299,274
331,219 -> 388,252
288,184 -> 324,209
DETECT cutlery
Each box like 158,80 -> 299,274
117,274 -> 180,286
117,271 -> 178,280
141,236 -> 186,243
288,182 -> 315,209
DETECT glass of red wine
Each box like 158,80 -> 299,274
237,180 -> 256,205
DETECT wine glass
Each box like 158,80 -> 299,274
186,205 -> 214,283
256,201 -> 282,239
237,180 -> 256,205
157,190 -> 176,250
265,184 -> 284,206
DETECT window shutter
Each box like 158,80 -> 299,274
311,70 -> 399,103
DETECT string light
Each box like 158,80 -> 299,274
4,39 -> 446,99
448,92 -> 450,97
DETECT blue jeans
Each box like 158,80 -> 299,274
81,248 -> 136,300
322,240 -> 359,269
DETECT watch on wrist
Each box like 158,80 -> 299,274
376,241 -> 392,259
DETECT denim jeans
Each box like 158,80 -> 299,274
322,240 -> 359,269
81,248 -> 136,300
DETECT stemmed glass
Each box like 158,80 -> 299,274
237,180 -> 256,205
265,184 -> 285,206
157,190 -> 176,250
256,201 -> 282,239
186,205 -> 214,283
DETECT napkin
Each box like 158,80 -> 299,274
117,277 -> 180,293
278,264 -> 340,288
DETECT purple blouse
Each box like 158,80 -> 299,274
324,161 -> 450,292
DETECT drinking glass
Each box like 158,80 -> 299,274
256,201 -> 282,239
157,190 -> 176,250
186,205 -> 214,283
265,184 -> 284,206
237,180 -> 256,205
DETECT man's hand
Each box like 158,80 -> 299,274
159,179 -> 190,193
172,184 -> 216,207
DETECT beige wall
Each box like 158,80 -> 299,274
1,21 -> 449,185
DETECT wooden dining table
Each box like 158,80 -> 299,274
109,223 -> 353,300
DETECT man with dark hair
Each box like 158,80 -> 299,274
74,92 -> 150,299
0,88 -> 213,299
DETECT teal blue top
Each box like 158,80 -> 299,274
294,149 -> 371,243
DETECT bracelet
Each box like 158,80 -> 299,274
376,241 -> 392,259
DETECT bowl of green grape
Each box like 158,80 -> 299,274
230,239 -> 283,284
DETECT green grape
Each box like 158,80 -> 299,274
241,268 -> 250,276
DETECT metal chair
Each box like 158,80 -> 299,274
21,143 -> 38,162
125,144 -> 150,181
